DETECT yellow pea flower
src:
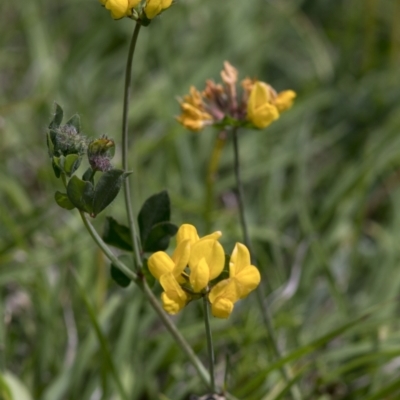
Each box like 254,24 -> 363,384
209,243 -> 261,318
247,81 -> 280,129
99,0 -> 140,19
144,0 -> 173,19
274,90 -> 296,112
176,223 -> 221,246
148,239 -> 190,283
160,272 -> 190,314
176,224 -> 225,292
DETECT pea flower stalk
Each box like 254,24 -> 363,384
177,61 -> 296,132
148,224 -> 261,318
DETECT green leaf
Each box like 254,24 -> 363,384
52,159 -> 61,178
143,221 -> 178,252
138,190 -> 171,244
102,217 -> 132,251
65,114 -> 81,133
67,175 -> 94,214
82,167 -> 95,184
92,169 -> 128,216
63,154 -> 81,177
49,103 -> 63,129
46,131 -> 54,157
110,265 -> 131,288
111,254 -> 132,288
1,371 -> 33,400
0,374 -> 12,400
54,191 -> 75,210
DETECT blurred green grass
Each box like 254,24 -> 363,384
1,0 -> 400,399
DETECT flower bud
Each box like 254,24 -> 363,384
52,124 -> 88,157
87,136 -> 115,172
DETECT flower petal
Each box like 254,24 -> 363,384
148,251 -> 174,280
144,0 -> 172,19
190,258 -> 210,292
274,90 -> 296,112
209,279 -> 238,303
211,297 -> 234,319
176,224 -> 199,245
234,265 -> 261,299
190,239 -> 225,280
161,292 -> 185,315
247,81 -> 279,129
230,243 -> 251,276
171,239 -> 190,277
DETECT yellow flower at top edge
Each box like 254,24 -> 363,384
247,81 -> 297,129
246,82 -> 280,129
99,0 -> 140,19
209,243 -> 261,318
144,0 -> 173,19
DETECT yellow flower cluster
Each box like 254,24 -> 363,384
99,0 -> 172,20
177,62 -> 296,132
148,224 -> 261,318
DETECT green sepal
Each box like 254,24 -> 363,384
142,258 -> 156,287
102,217 -> 132,251
92,169 -> 129,216
66,175 -> 94,214
54,191 -> 75,210
143,221 -> 178,252
110,255 -> 132,288
138,190 -> 171,245
65,114 -> 81,133
49,103 -> 63,129
63,154 -> 81,177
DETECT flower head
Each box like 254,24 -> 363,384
99,0 -> 140,19
87,136 -> 115,172
147,224 -> 260,318
176,61 -> 296,132
209,243 -> 261,318
144,0 -> 173,19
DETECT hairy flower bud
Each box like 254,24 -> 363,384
87,136 -> 115,172
52,124 -> 88,157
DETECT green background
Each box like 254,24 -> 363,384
1,0 -> 400,399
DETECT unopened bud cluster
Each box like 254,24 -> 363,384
51,124 -> 88,157
177,62 -> 296,132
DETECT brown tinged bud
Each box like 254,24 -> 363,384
87,136 -> 115,172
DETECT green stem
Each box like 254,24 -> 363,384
142,282 -> 212,390
0,288 -> 5,372
122,21 -> 143,270
79,211 -> 212,390
203,295 -> 216,392
80,211 -> 138,283
205,130 -> 227,233
231,128 -> 303,400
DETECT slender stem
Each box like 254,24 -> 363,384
203,295 -> 216,392
122,22 -> 143,270
0,288 -> 5,372
80,211 -> 138,283
231,128 -> 303,400
205,130 -> 227,232
79,211 -> 212,390
142,282 -> 212,390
